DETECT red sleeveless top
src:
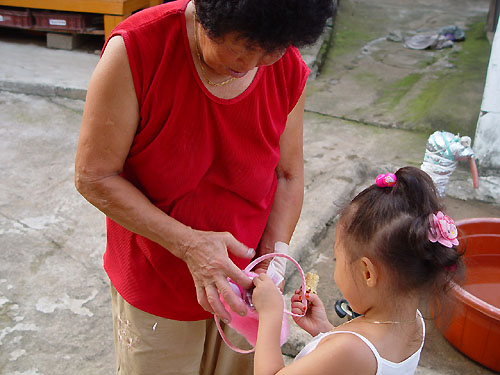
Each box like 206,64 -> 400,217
103,0 -> 309,321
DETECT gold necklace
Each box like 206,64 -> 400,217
358,315 -> 417,325
345,312 -> 418,325
193,11 -> 237,87
360,317 -> 417,324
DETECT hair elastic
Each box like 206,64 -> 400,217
445,264 -> 457,272
376,173 -> 397,188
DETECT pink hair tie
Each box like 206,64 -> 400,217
376,173 -> 397,187
445,264 -> 457,272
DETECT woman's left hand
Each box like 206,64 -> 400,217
252,274 -> 284,316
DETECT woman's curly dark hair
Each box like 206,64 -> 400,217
339,166 -> 465,303
194,0 -> 334,51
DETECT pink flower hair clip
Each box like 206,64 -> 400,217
428,211 -> 459,248
376,173 -> 397,188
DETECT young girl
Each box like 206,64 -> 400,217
252,166 -> 463,375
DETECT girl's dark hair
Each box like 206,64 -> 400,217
194,0 -> 334,51
340,166 -> 464,301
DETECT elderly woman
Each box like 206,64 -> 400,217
75,0 -> 332,373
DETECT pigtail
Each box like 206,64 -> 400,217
393,167 -> 442,216
395,168 -> 465,295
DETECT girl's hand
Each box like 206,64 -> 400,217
252,274 -> 284,317
291,289 -> 333,336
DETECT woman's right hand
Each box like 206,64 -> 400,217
181,229 -> 255,324
291,289 -> 333,336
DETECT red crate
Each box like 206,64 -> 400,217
0,7 -> 33,28
33,10 -> 98,32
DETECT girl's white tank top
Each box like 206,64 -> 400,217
294,310 -> 425,375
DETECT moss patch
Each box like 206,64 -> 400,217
322,1 -> 385,76
376,73 -> 423,109
403,19 -> 490,137
353,71 -> 379,84
417,53 -> 441,69
330,27 -> 373,59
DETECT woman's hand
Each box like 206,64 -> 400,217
252,274 -> 284,318
291,289 -> 333,336
182,229 -> 255,323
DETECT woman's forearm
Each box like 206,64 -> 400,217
257,174 -> 304,255
75,172 -> 193,259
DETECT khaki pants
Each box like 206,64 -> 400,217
111,284 -> 254,375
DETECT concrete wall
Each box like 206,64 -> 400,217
474,16 -> 500,173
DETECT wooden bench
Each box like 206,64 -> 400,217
0,0 -> 163,38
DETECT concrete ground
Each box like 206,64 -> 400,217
1,0 -> 499,374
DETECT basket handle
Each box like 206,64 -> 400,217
244,252 -> 307,317
214,252 -> 308,353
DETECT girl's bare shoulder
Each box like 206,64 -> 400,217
280,331 -> 377,375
